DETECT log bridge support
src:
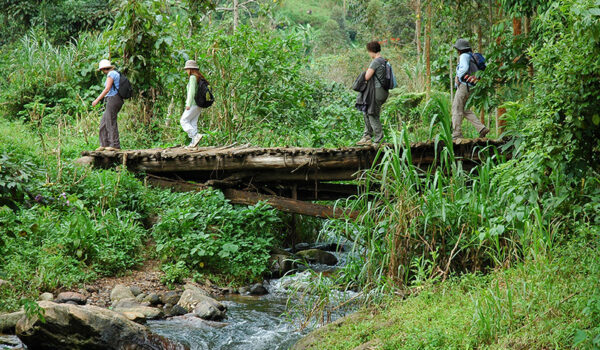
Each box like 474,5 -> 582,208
79,139 -> 505,219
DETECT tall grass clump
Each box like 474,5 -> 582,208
335,93 -> 575,298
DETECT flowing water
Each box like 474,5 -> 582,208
2,245 -> 356,350
149,247 -> 356,350
149,294 -> 304,350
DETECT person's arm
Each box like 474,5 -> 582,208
365,68 -> 375,81
185,75 -> 197,110
92,77 -> 114,107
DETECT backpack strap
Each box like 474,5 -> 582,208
373,57 -> 387,88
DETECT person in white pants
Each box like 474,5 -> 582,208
181,60 -> 205,148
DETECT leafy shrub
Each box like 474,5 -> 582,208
152,190 -> 282,283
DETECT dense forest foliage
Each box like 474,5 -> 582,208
1,0 -> 599,348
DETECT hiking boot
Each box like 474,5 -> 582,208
356,137 -> 372,146
95,146 -> 105,152
479,127 -> 490,138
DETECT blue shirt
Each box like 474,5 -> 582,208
456,53 -> 473,86
106,70 -> 120,97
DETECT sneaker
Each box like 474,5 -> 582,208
187,134 -> 204,148
479,127 -> 490,138
95,146 -> 105,151
356,137 -> 372,146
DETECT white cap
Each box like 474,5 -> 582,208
97,59 -> 114,71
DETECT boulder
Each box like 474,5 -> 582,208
177,287 -> 226,321
296,249 -> 338,266
144,293 -> 161,306
110,284 -> 134,304
249,283 -> 268,296
39,292 -> 54,301
294,243 -> 311,252
121,311 -> 146,324
160,291 -> 182,306
129,286 -> 142,297
135,293 -> 147,303
15,301 -> 187,350
55,292 -> 87,305
0,311 -> 24,334
112,299 -> 162,320
163,304 -> 187,317
269,252 -> 298,278
192,301 -> 226,321
176,288 -> 207,311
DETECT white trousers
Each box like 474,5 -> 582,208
180,105 -> 202,139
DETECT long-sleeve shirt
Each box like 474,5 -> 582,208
185,75 -> 197,108
456,53 -> 474,87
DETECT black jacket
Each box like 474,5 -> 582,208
354,71 -> 376,115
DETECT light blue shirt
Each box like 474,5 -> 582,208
106,70 -> 120,97
456,53 -> 472,86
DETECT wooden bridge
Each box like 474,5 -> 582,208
79,138 -> 505,219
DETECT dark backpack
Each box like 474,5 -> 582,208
194,78 -> 214,108
463,53 -> 487,85
116,71 -> 133,99
374,58 -> 397,91
470,52 -> 486,71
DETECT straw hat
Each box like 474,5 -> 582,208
183,60 -> 199,70
97,59 -> 115,71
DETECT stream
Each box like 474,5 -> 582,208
149,246 -> 356,350
1,244 -> 356,350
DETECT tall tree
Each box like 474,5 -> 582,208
424,0 -> 431,94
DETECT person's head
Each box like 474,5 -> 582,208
366,41 -> 381,58
183,59 -> 200,75
453,38 -> 472,55
97,59 -> 114,75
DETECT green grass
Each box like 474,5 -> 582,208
293,229 -> 600,349
278,0 -> 339,28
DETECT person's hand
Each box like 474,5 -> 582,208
92,99 -> 99,107
185,106 -> 190,111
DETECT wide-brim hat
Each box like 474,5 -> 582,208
97,59 -> 115,71
183,60 -> 199,70
453,38 -> 471,51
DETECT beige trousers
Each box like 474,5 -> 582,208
452,83 -> 485,139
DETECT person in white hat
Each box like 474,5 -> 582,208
92,59 -> 123,151
181,59 -> 206,149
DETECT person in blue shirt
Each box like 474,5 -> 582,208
452,39 -> 489,140
92,59 -> 124,151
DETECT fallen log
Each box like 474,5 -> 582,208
146,176 -> 358,220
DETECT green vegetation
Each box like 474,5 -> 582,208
295,235 -> 600,349
0,0 -> 599,348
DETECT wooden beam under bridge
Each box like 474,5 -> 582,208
146,176 -> 359,220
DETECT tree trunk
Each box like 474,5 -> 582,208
477,21 -> 485,125
233,0 -> 239,32
415,0 -> 422,56
425,0 -> 432,95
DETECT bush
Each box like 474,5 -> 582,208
152,190 -> 283,283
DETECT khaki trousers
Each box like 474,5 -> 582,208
452,83 -> 485,139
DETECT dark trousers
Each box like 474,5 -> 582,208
363,88 -> 388,143
99,95 -> 123,148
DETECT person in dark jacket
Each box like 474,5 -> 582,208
356,41 -> 389,146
